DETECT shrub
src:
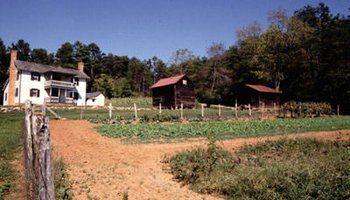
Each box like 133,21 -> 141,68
54,159 -> 73,200
168,139 -> 350,199
282,101 -> 332,118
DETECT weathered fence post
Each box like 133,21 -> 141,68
24,100 -> 55,200
180,103 -> 184,119
134,103 -> 138,119
235,99 -> 238,118
218,104 -> 221,117
80,105 -> 83,120
201,104 -> 204,117
261,102 -> 265,119
273,102 -> 276,115
248,104 -> 252,117
108,103 -> 113,120
337,105 -> 340,116
299,105 -> 302,117
159,103 -> 162,115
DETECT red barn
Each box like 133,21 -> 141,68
236,84 -> 282,108
150,74 -> 195,108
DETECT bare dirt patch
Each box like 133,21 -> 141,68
50,120 -> 350,200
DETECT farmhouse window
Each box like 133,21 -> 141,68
92,99 -> 95,102
31,72 -> 41,81
30,89 -> 40,97
15,88 -> 18,97
51,88 -> 59,97
5,93 -> 7,101
16,71 -> 20,80
71,77 -> 79,86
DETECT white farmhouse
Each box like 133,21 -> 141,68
2,50 -> 90,106
86,92 -> 105,106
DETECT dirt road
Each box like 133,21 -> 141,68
50,120 -> 350,200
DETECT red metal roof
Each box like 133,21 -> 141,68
245,84 -> 282,94
150,74 -> 186,89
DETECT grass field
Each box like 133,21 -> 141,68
0,111 -> 23,199
106,96 -> 152,108
168,139 -> 350,199
97,117 -> 350,142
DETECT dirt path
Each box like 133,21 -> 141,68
50,120 -> 350,200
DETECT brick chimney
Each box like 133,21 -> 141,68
78,62 -> 84,73
8,50 -> 17,105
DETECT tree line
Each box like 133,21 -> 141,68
0,3 -> 349,112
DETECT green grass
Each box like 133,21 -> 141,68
0,111 -> 23,199
97,117 -> 350,142
168,139 -> 350,199
106,96 -> 152,108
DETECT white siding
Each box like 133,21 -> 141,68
86,94 -> 105,106
75,79 -> 87,106
3,82 -> 9,106
16,71 -> 46,105
3,69 -> 87,106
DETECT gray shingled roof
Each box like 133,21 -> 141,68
15,60 -> 90,79
86,92 -> 103,99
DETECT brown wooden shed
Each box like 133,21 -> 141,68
236,84 -> 282,108
150,74 -> 195,108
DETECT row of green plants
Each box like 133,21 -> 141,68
281,101 -> 333,118
166,139 -> 350,199
96,117 -> 350,142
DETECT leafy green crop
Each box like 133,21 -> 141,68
97,117 -> 350,142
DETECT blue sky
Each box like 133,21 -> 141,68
0,0 -> 349,62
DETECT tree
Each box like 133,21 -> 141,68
206,42 -> 227,94
0,38 -> 8,105
11,39 -> 31,61
147,56 -> 170,82
31,48 -> 54,64
55,42 -> 74,67
169,48 -> 195,74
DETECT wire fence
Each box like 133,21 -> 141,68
47,103 -> 279,122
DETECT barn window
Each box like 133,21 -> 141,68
30,89 -> 40,97
31,72 -> 41,81
15,88 -> 18,97
182,79 -> 187,85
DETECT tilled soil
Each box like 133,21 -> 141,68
48,120 -> 350,200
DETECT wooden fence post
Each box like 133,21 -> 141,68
248,104 -> 252,117
180,103 -> 184,119
201,104 -> 204,117
108,103 -> 113,120
134,103 -> 138,119
24,100 -> 55,200
235,99 -> 238,118
159,103 -> 162,115
337,105 -> 340,116
261,102 -> 265,119
273,102 -> 276,115
218,104 -> 221,117
80,105 -> 83,120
